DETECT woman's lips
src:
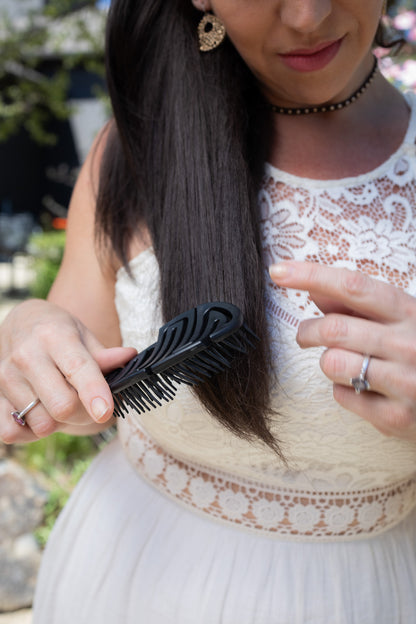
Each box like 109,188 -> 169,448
278,38 -> 343,72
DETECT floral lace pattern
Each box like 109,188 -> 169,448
119,418 -> 416,541
115,91 -> 416,541
261,93 -> 416,326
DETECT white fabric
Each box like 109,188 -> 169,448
33,91 -> 416,621
34,439 -> 416,623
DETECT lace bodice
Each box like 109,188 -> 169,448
115,91 -> 416,540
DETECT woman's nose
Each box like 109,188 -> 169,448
279,0 -> 332,34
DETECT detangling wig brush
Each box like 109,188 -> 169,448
105,302 -> 258,418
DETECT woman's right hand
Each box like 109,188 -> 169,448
0,298 -> 137,444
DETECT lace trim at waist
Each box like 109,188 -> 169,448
120,421 -> 416,542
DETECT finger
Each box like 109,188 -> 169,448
321,348 -> 416,403
16,394 -> 60,438
25,355 -> 92,429
1,338 -> 99,430
297,314 -> 389,358
93,346 -> 137,374
269,262 -> 413,323
333,384 -> 416,440
1,329 -> 133,428
74,320 -> 135,361
0,356 -> 60,437
37,345 -> 136,425
0,395 -> 41,444
308,294 -> 354,316
48,336 -> 117,423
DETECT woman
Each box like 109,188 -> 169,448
1,0 -> 416,621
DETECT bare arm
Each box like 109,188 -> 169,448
48,129 -> 122,347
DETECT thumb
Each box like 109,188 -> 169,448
80,327 -> 137,374
94,346 -> 137,374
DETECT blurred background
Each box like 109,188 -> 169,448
0,0 -> 415,621
0,2 -> 110,622
0,0 -> 109,308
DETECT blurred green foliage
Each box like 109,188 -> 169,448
18,224 -> 113,545
27,229 -> 66,298
16,432 -> 100,546
0,0 -> 106,145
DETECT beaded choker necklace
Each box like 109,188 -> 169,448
269,57 -> 378,116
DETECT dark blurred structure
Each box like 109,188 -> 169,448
0,0 -> 107,260
0,67 -> 105,224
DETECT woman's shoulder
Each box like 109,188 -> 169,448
87,120 -> 115,191
89,121 -> 152,269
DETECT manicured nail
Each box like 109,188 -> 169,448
269,263 -> 292,281
91,397 -> 109,422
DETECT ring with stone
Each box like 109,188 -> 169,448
350,355 -> 371,394
11,398 -> 40,427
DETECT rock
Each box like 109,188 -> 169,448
0,537 -> 41,612
0,460 -> 47,612
0,460 -> 46,542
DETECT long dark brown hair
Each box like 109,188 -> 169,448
96,0 -> 280,452
96,0 -> 401,454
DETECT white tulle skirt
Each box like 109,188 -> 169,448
33,438 -> 416,624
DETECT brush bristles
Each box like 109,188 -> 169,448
106,303 -> 259,418
111,328 -> 256,417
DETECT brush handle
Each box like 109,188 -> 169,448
105,302 -> 257,394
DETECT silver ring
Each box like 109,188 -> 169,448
11,398 -> 40,427
350,355 -> 371,394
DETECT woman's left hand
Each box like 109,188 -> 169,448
269,261 -> 416,441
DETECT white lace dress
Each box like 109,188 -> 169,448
33,92 -> 416,623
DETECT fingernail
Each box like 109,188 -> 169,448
91,397 -> 109,422
269,263 -> 292,280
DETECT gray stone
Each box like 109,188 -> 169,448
0,537 -> 41,612
0,460 -> 47,612
0,460 -> 46,541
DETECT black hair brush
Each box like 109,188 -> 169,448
105,302 -> 258,418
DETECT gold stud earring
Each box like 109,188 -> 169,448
197,13 -> 226,52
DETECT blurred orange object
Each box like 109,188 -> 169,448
52,218 -> 67,230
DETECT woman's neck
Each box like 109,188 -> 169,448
267,73 -> 410,180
